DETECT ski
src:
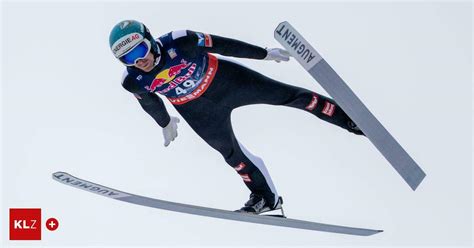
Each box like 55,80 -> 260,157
52,172 -> 382,236
274,21 -> 426,190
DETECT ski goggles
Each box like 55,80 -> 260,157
118,39 -> 152,66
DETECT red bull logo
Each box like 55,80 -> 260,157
167,54 -> 218,105
145,60 -> 191,92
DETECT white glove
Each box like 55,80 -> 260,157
162,116 -> 180,147
264,48 -> 290,63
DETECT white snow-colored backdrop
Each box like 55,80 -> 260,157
2,1 -> 472,247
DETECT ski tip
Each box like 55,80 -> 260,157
276,20 -> 289,26
52,171 -> 70,178
274,21 -> 290,39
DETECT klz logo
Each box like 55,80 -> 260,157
10,208 -> 41,240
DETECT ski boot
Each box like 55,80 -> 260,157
235,193 -> 285,217
347,120 -> 364,136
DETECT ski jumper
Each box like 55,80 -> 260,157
121,30 -> 361,206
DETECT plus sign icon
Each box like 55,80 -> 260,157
46,218 -> 59,231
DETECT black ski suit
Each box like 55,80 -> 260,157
121,30 -> 362,207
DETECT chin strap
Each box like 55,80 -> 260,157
154,53 -> 161,66
152,39 -> 163,67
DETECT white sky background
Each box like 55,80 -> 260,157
1,1 -> 472,247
